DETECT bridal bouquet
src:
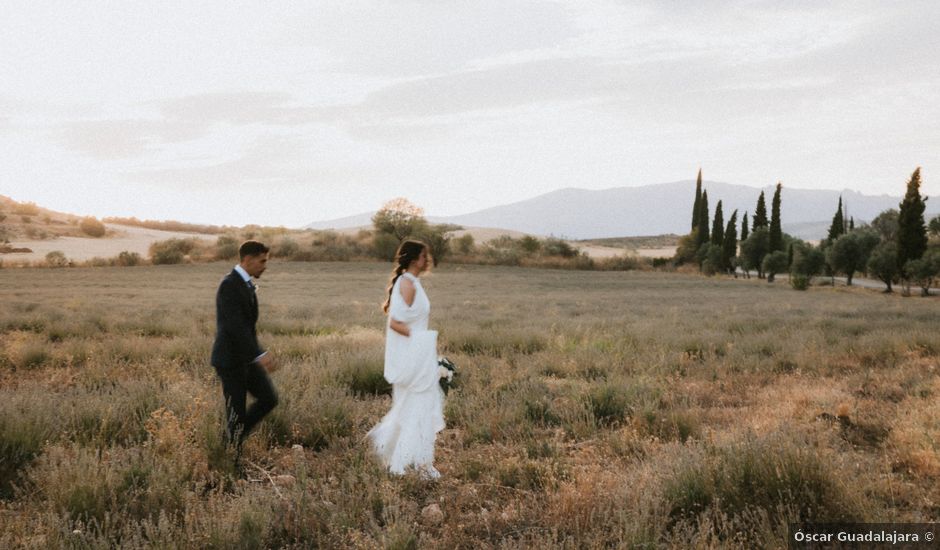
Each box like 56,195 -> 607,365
437,356 -> 457,395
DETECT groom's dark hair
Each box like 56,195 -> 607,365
239,240 -> 270,259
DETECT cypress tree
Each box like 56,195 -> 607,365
849,217 -> 854,231
741,211 -> 749,242
691,169 -> 702,231
722,210 -> 738,273
769,182 -> 783,252
753,191 -> 768,231
697,190 -> 710,246
897,167 -> 928,268
711,200 -> 724,246
827,196 -> 844,242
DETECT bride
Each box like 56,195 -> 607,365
367,240 -> 445,478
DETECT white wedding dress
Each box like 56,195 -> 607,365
367,272 -> 445,478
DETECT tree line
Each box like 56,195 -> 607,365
368,198 -> 648,270
675,168 -> 940,295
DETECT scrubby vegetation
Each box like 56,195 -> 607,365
79,217 -> 106,238
101,216 -> 232,235
1,262 -> 937,547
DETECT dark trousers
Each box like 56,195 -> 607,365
216,362 -> 278,446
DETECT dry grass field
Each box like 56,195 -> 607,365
1,262 -> 938,548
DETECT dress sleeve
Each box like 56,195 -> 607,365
389,275 -> 424,324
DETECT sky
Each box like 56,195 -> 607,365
1,1 -> 938,228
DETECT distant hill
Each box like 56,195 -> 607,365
0,194 -> 88,241
307,181 -> 939,240
305,211 -> 376,231
305,212 -> 531,242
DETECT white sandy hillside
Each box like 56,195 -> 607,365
5,224 -> 215,263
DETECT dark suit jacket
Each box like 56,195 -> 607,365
211,269 -> 263,370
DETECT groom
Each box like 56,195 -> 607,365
211,240 -> 279,450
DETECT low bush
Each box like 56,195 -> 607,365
338,356 -> 391,396
0,404 -> 52,497
150,238 -> 201,265
588,384 -> 631,425
663,433 -> 867,541
264,378 -> 354,451
13,202 -> 39,216
790,273 -> 810,290
116,251 -> 141,266
44,250 -> 69,268
448,330 -> 547,357
79,217 -> 106,238
274,237 -> 300,258
215,235 -> 239,260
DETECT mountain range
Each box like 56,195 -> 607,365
306,181 -> 939,240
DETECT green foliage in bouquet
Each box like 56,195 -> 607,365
438,356 -> 457,395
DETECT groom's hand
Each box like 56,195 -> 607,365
258,353 -> 279,373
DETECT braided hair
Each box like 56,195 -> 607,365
382,240 -> 429,313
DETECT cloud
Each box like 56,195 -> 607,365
10,0 -> 940,215
275,0 -> 580,77
154,91 -> 300,126
123,132 -> 382,191
54,92 -> 307,159
49,0 -> 921,159
59,118 -> 209,159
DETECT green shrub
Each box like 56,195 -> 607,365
664,433 -> 867,540
496,458 -> 557,491
116,250 -> 141,266
266,385 -> 353,450
0,409 -> 52,497
150,238 -> 199,265
29,445 -> 189,525
639,409 -> 700,442
761,250 -> 789,282
502,379 -> 562,427
904,249 -> 940,296
274,236 -> 299,258
588,384 -> 630,425
542,238 -> 579,258
65,384 -> 160,446
372,232 -> 400,261
454,233 -> 475,254
339,357 -> 391,396
384,525 -> 419,550
449,330 -> 547,357
587,380 -> 662,427
215,235 -> 239,260
45,250 -> 68,268
595,255 -> 648,271
790,243 -> 824,278
524,395 -> 560,426
700,244 -> 723,275
790,273 -> 810,290
16,345 -> 50,369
